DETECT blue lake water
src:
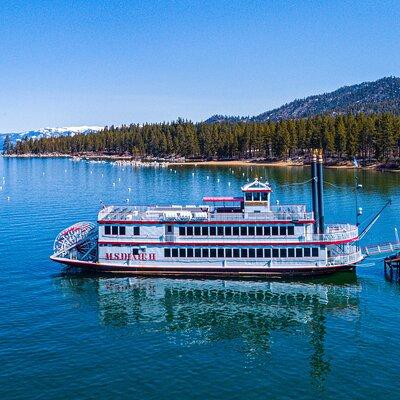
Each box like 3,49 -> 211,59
1,157 -> 400,399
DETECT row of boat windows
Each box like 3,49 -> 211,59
178,226 -> 295,237
104,225 -> 140,236
245,192 -> 269,201
164,247 -> 319,258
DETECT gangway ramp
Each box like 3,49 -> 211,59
364,242 -> 400,256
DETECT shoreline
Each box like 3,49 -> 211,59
2,153 -> 399,171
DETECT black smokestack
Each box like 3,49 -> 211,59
311,149 -> 319,234
316,149 -> 325,234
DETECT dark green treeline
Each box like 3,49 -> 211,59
9,114 -> 400,162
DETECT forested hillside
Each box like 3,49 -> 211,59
207,77 -> 400,123
6,114 -> 400,165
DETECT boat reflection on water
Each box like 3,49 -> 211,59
55,271 -> 361,385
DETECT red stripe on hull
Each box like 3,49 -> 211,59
98,220 -> 315,225
98,237 -> 358,246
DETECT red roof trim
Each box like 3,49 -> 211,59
98,237 -> 358,246
98,219 -> 315,225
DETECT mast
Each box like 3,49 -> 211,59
316,149 -> 325,234
311,149 -> 320,234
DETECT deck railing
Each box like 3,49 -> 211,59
327,250 -> 363,266
98,205 -> 315,222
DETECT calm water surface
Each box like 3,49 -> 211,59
1,157 -> 400,399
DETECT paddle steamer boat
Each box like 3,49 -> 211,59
51,152 -> 364,277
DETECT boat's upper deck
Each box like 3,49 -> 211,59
98,204 -> 314,223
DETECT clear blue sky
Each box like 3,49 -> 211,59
1,0 -> 400,131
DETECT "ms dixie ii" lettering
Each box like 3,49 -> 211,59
105,253 -> 156,261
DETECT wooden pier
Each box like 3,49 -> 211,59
384,254 -> 400,281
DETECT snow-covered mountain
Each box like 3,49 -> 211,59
0,125 -> 104,147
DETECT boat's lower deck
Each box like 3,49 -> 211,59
50,255 -> 359,278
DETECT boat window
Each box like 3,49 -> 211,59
179,248 -> 186,257
233,248 -> 240,257
167,225 -> 173,233
187,248 -> 194,257
264,226 -> 271,236
288,226 -> 294,235
225,248 -> 232,258
164,248 -> 171,257
245,193 -> 252,201
233,226 -> 240,235
304,248 -> 311,257
248,226 -> 255,236
312,248 -> 319,257
256,248 -> 263,257
194,227 -> 201,236
202,248 -> 209,257
280,226 -> 287,236
133,226 -> 140,236
272,249 -> 279,257
288,248 -> 295,257
218,248 -> 224,257
119,226 -> 126,235
187,226 -> 194,236
179,227 -> 186,236
256,226 -> 263,236
261,192 -> 269,201
112,226 -> 118,235
272,226 -> 279,235
105,226 -> 111,235
202,226 -> 209,236
210,226 -> 216,236
280,248 -> 287,258
241,248 -> 248,258
240,226 -> 247,236
264,249 -> 271,258
296,248 -> 303,257
210,249 -> 217,258
132,248 -> 139,255
217,226 -> 224,236
249,248 -> 256,258
172,248 -> 178,257
195,248 -> 201,257
225,226 -> 232,236
253,192 -> 261,201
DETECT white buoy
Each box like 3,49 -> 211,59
7,196 -> 10,201
128,187 -> 131,192
101,174 -> 103,178
0,186 -> 2,190
64,169 -> 67,172
126,198 -> 130,203
90,170 -> 93,174
42,172 -> 45,175
112,182 -> 116,186
192,172 -> 194,176
118,178 -> 121,182
217,179 -> 220,183
207,176 -> 209,180
228,182 -> 231,186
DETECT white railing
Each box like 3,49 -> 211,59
305,225 -> 359,242
98,204 -> 315,223
327,251 -> 363,266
